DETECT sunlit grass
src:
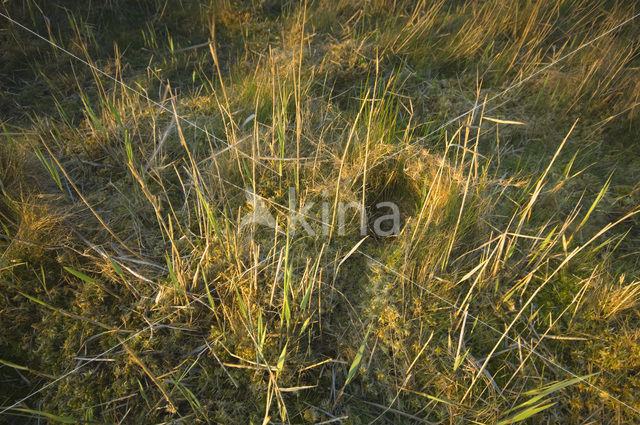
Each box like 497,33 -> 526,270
1,0 -> 640,423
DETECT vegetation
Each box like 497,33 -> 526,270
1,0 -> 639,423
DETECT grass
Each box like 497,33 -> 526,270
1,0 -> 640,423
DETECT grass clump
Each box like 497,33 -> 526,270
1,0 -> 640,423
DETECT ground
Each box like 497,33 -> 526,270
1,1 -> 640,424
